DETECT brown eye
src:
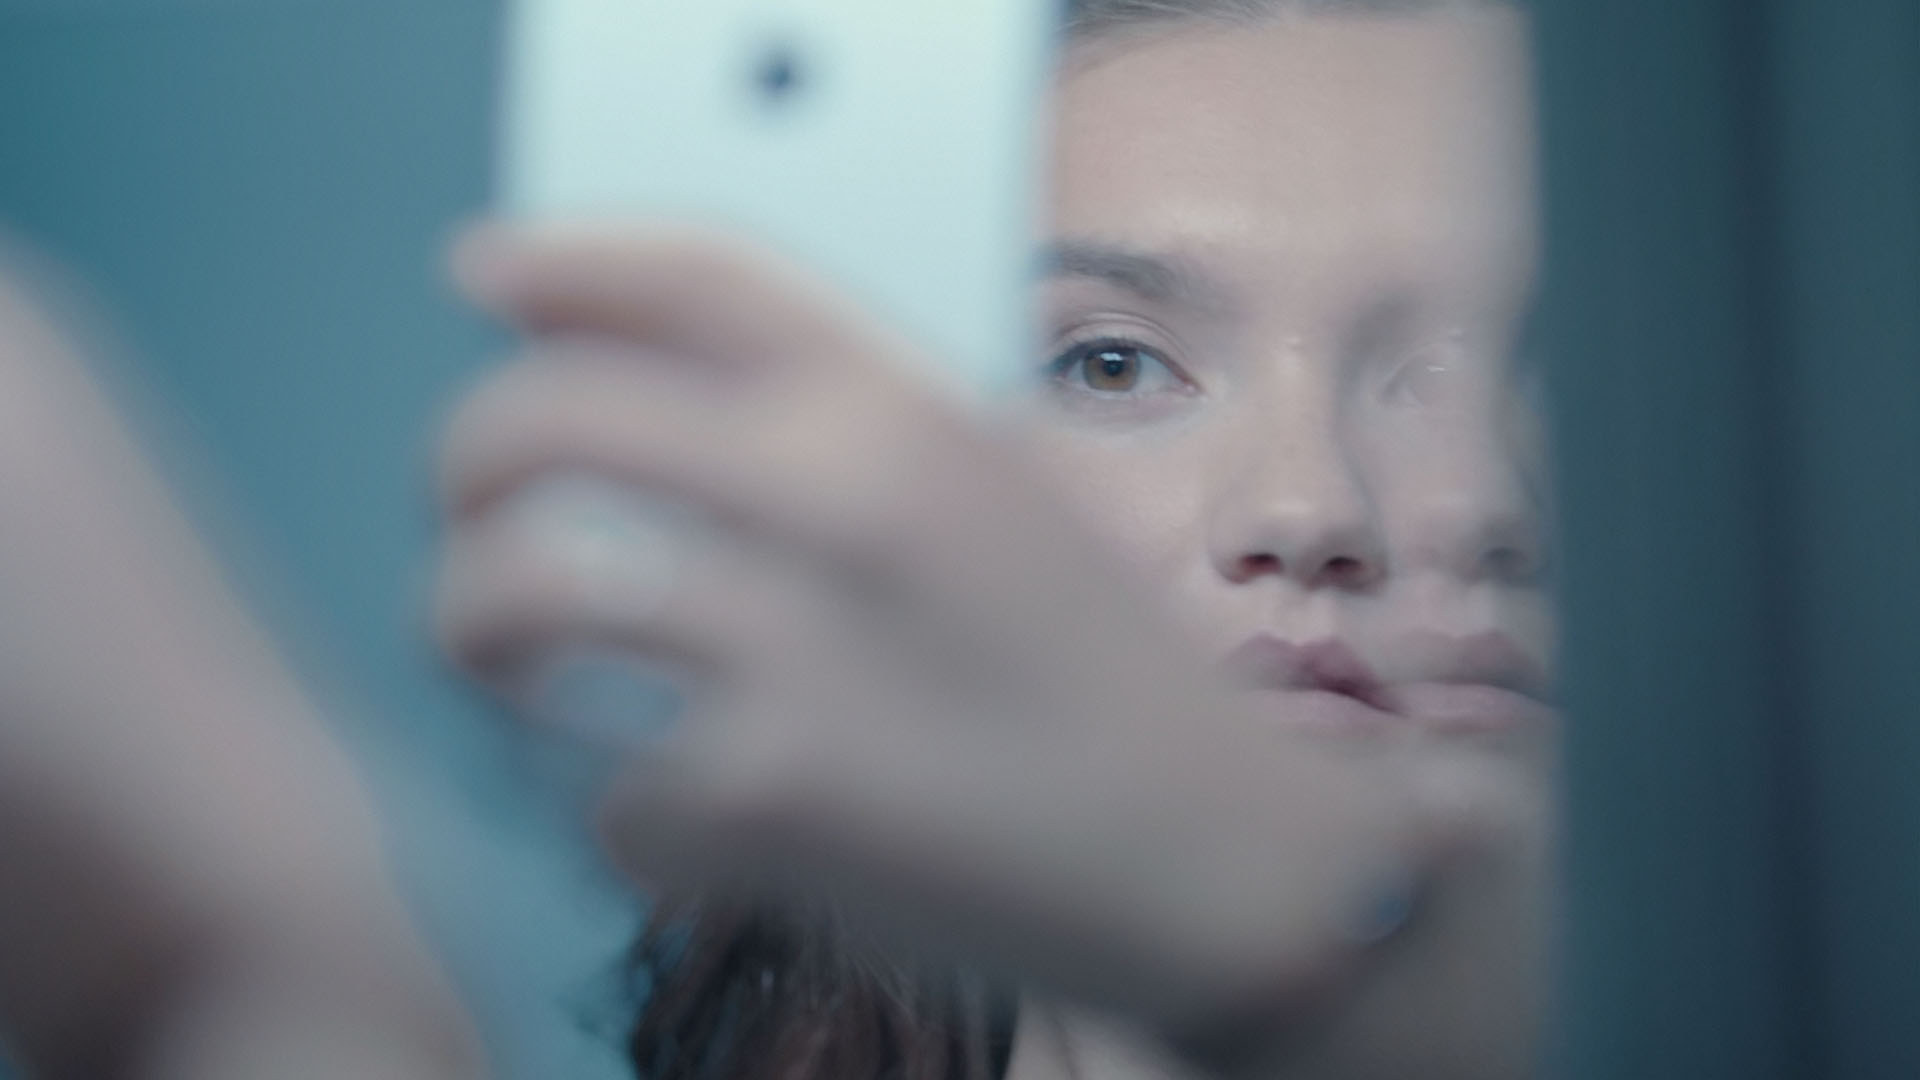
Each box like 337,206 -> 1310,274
1045,338 -> 1186,399
1082,345 -> 1143,391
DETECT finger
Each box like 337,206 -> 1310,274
449,220 -> 925,384
593,696 -> 1456,1030
437,346 -> 945,579
438,342 -> 735,518
433,472 -> 807,691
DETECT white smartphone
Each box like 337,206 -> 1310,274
491,0 -> 1051,747
496,0 -> 1053,395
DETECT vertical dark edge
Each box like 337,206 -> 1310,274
1763,1 -> 1920,1076
1533,0 -> 1802,1076
1726,0 -> 1824,1077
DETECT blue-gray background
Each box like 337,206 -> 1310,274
5,3 -> 1920,1080
0,3 -> 638,1077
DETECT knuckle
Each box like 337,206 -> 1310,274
435,362 -> 554,510
430,529 -> 535,674
430,521 -> 596,676
438,358 -> 638,515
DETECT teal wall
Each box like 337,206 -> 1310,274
1540,0 -> 1920,1077
1760,1 -> 1920,1076
0,4 -> 638,1077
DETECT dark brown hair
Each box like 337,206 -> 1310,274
622,1 -> 1517,1077
625,896 -> 1008,1080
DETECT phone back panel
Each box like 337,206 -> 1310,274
499,0 -> 1051,394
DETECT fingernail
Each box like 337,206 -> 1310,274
524,646 -> 686,751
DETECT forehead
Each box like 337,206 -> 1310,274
1048,13 -> 1539,297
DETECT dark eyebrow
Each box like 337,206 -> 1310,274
1039,240 -> 1232,312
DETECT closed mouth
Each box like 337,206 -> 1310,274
1223,635 -> 1400,733
1391,680 -> 1556,734
1224,631 -> 1555,736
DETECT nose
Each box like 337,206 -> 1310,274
1208,411 -> 1386,591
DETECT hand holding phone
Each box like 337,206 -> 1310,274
479,0 -> 1050,748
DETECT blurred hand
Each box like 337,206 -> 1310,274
0,257 -> 480,1079
435,222 -> 1531,1075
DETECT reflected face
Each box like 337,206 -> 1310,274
1032,10 -> 1554,730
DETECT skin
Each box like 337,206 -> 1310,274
1016,12 -> 1552,1079
1033,11 -> 1548,668
0,266 -> 481,1079
0,8 -> 1551,1079
435,7 -> 1553,1079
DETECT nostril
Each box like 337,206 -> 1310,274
1230,552 -> 1384,588
1323,555 -> 1370,586
1238,553 -> 1284,581
1484,545 -> 1534,582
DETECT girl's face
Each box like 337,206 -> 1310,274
1030,9 -> 1554,736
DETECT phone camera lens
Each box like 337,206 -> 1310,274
755,44 -> 805,104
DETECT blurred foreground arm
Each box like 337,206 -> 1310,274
0,259 -> 480,1079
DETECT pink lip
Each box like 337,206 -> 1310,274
1390,631 -> 1557,733
1411,630 -> 1555,703
1392,681 -> 1556,734
1222,635 -> 1398,709
1272,689 -> 1403,737
1223,630 -> 1556,736
1223,636 -> 1403,736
